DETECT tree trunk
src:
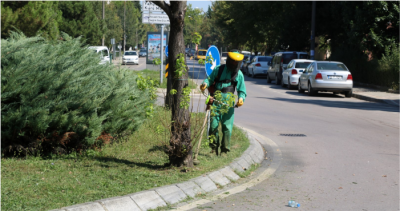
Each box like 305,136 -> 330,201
152,1 -> 193,167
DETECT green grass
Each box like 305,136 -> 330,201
2,106 -> 250,211
133,69 -> 198,89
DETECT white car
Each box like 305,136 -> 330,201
248,56 -> 272,78
88,46 -> 110,65
122,51 -> 139,65
281,59 -> 315,89
220,52 -> 228,65
298,61 -> 353,97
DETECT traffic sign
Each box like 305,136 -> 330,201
205,45 -> 220,76
142,13 -> 170,25
143,1 -> 163,12
165,45 -> 168,57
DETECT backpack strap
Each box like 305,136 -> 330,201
214,64 -> 225,83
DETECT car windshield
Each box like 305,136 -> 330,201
282,54 -> 297,64
295,62 -> 312,68
140,50 -> 146,52
198,51 -> 206,56
125,52 -> 137,55
222,53 -> 228,57
317,63 -> 348,71
258,57 -> 272,62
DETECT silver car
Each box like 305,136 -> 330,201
298,61 -> 353,97
282,59 -> 315,89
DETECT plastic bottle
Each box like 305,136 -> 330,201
288,200 -> 300,208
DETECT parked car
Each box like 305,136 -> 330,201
88,46 -> 110,65
242,55 -> 256,75
220,52 -> 228,65
196,49 -> 207,60
240,55 -> 250,72
122,51 -> 139,65
298,61 -> 353,97
281,59 -> 315,89
185,48 -> 190,56
247,56 -> 272,78
139,49 -> 147,57
188,49 -> 196,57
267,51 -> 310,85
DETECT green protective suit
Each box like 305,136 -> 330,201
203,65 -> 247,152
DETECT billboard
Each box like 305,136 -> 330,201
147,32 -> 168,64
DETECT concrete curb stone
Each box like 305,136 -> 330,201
236,157 -> 251,170
155,185 -> 188,205
229,161 -> 245,173
208,171 -> 231,186
98,196 -> 141,211
193,175 -> 218,192
129,191 -> 167,211
176,181 -> 204,198
64,202 -> 105,211
219,166 -> 240,181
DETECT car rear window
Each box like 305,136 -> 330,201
222,53 -> 228,57
125,52 -> 137,55
282,54 -> 297,64
258,57 -> 272,62
295,62 -> 312,68
198,51 -> 206,56
317,63 -> 348,71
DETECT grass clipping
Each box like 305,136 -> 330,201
2,106 -> 251,211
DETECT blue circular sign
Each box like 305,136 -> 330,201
205,45 -> 220,76
165,45 -> 168,57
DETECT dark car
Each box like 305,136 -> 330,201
242,55 -> 256,76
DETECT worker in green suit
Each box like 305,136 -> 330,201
200,50 -> 247,155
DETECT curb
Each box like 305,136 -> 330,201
50,128 -> 268,211
352,93 -> 399,107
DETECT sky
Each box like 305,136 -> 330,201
186,1 -> 214,13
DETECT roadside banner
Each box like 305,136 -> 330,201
205,45 -> 220,76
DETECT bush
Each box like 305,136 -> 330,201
329,44 -> 399,89
1,32 -> 154,156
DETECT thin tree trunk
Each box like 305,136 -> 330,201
152,1 -> 193,167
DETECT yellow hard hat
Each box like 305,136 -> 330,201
228,52 -> 244,61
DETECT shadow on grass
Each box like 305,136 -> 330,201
94,156 -> 169,170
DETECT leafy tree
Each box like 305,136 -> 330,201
58,1 -> 103,45
151,1 -> 193,167
1,1 -> 61,40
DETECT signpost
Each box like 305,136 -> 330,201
142,1 -> 170,84
205,45 -> 221,76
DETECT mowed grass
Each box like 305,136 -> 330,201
133,69 -> 198,89
2,106 -> 250,211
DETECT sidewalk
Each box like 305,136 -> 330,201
352,85 -> 399,107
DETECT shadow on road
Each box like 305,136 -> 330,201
255,97 -> 399,112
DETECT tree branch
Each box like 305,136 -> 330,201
151,1 -> 171,16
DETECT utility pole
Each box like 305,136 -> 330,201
123,0 -> 126,53
310,1 -> 316,59
102,1 -> 105,46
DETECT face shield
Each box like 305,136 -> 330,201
226,51 -> 244,75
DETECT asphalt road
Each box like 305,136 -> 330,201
185,60 -> 399,211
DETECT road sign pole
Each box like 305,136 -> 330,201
160,25 -> 164,84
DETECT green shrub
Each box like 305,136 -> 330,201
329,44 -> 399,89
1,32 -> 154,156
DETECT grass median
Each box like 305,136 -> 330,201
2,106 -> 251,211
134,69 -> 198,89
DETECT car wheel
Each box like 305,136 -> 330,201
266,73 -> 271,83
287,77 -> 293,89
308,82 -> 317,96
298,81 -> 305,93
251,69 -> 255,78
344,90 -> 352,98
